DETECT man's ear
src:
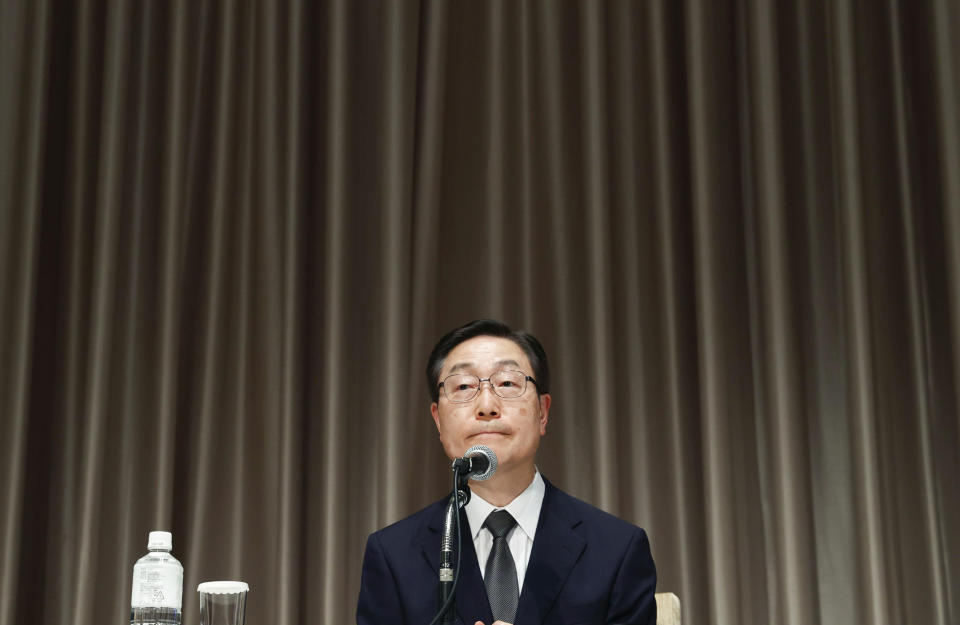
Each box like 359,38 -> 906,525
431,402 -> 441,434
538,394 -> 551,435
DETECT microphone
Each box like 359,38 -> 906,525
433,445 -> 498,624
451,445 -> 498,481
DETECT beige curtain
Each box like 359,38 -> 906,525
1,1 -> 958,624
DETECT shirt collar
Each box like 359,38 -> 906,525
464,470 -> 545,542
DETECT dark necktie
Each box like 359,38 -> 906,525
483,510 -> 519,623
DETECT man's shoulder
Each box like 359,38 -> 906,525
543,479 -> 647,539
368,496 -> 447,545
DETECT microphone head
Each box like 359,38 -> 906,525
464,444 -> 497,481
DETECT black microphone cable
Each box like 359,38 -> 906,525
427,467 -> 463,625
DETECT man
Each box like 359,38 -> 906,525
357,319 -> 657,625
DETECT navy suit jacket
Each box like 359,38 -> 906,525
356,478 -> 657,625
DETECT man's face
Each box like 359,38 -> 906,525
430,336 -> 551,475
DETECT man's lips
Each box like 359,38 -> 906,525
469,431 -> 508,438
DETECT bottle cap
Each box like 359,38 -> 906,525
197,581 -> 249,594
148,531 -> 173,550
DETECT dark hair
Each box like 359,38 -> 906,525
426,319 -> 550,403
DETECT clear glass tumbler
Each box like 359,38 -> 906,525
197,581 -> 249,625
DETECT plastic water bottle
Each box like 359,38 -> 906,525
130,531 -> 183,625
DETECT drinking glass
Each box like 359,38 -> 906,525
197,581 -> 249,625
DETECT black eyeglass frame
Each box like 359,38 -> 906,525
437,370 -> 538,403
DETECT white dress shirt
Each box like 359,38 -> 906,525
464,470 -> 545,592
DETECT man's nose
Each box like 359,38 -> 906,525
475,381 -> 500,417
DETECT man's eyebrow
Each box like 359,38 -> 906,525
445,359 -> 522,375
447,362 -> 473,374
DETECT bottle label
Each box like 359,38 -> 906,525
130,564 -> 183,609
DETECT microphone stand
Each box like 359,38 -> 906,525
433,468 -> 472,625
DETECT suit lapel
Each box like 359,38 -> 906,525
514,481 -> 586,625
421,502 -> 493,625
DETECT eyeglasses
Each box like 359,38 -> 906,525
438,369 -> 537,403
